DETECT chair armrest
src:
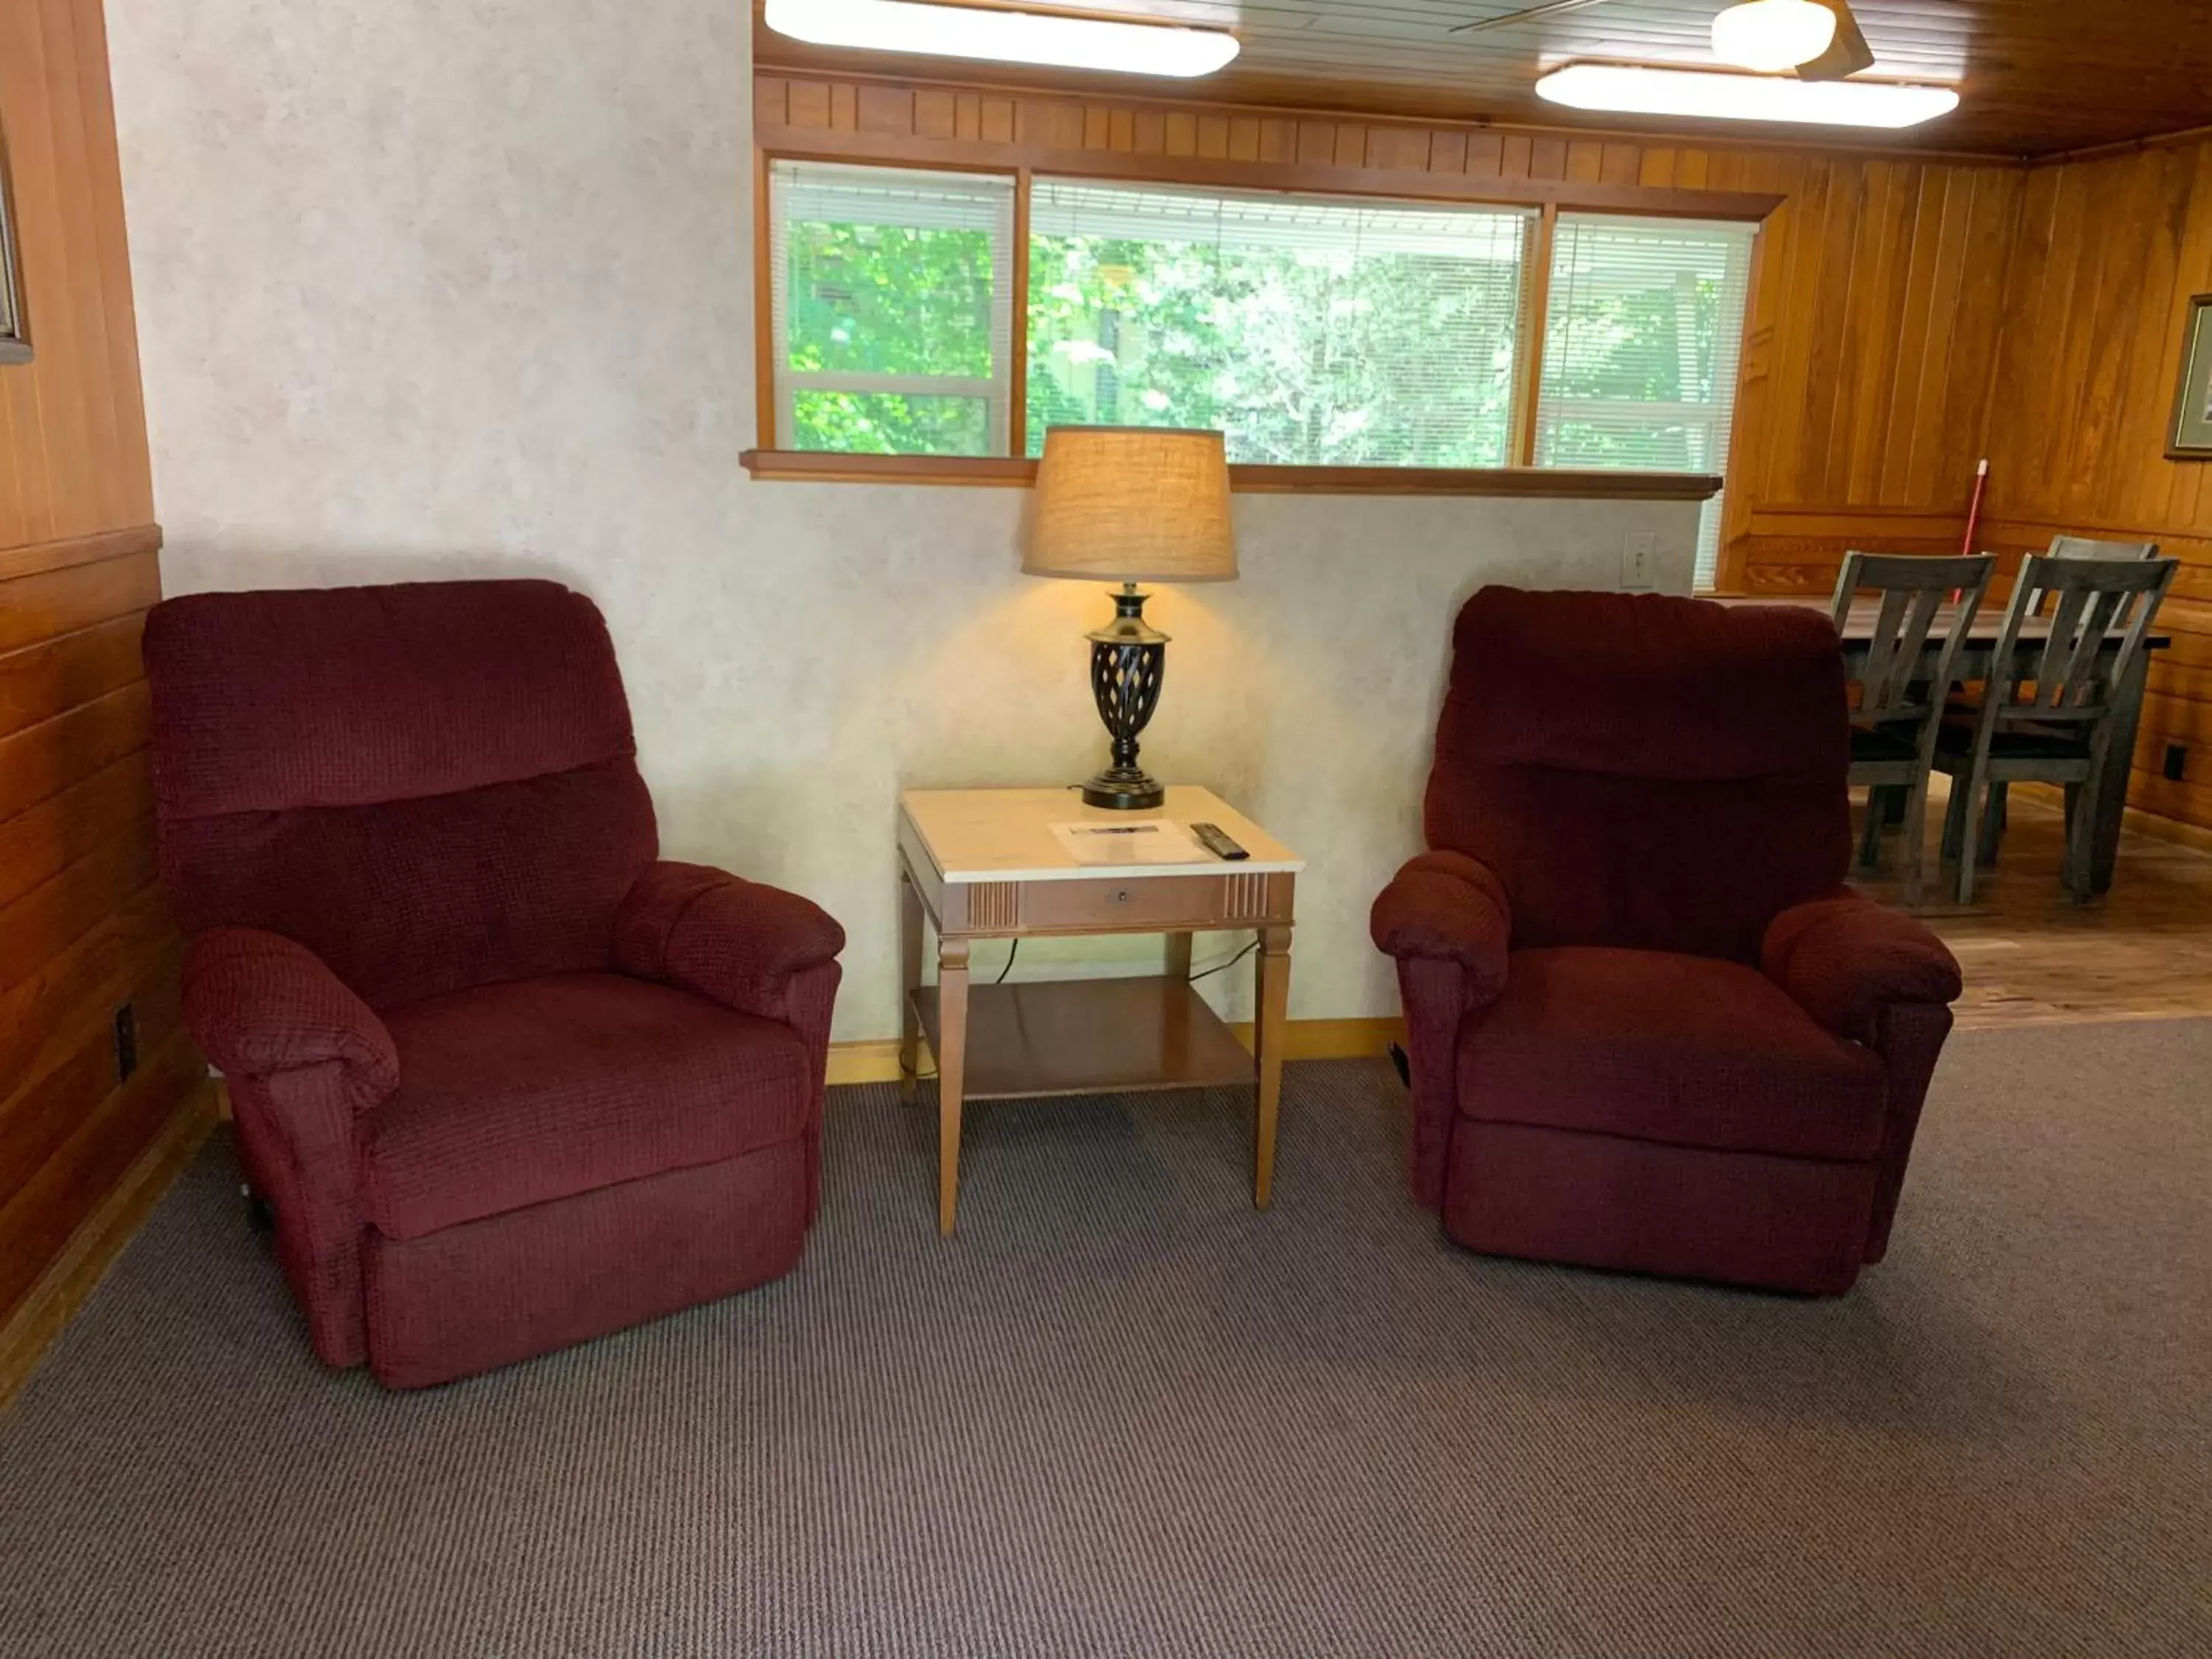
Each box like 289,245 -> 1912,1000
614,860 -> 847,1024
1763,893 -> 1962,1046
1369,851 -> 1512,1008
1370,852 -> 1511,1212
181,928 -> 399,1108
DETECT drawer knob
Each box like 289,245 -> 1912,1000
1110,888 -> 1133,903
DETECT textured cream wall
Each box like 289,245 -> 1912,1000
105,4 -> 1700,1039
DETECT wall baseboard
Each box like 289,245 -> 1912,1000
825,1015 -> 1405,1087
0,1080 -> 222,1412
826,1041 -> 905,1086
2009,782 -> 2212,855
2116,804 -> 2212,856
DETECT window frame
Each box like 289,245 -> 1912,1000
768,160 -> 1020,460
1533,212 -> 1760,588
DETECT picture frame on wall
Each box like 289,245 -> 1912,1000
2168,293 -> 2212,459
0,114 -> 28,366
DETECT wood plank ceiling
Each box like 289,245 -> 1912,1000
756,1 -> 2212,158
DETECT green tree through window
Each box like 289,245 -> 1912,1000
772,163 -> 1014,456
1026,186 -> 1529,467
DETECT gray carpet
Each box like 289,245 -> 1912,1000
1,1024 -> 2208,1658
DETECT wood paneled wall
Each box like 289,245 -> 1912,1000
756,71 -> 2028,595
1728,159 -> 2023,591
1981,137 -> 2212,832
0,0 -> 202,1339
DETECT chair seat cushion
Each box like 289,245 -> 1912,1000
1848,722 -> 1921,765
1456,947 -> 1888,1161
1938,709 -> 2093,759
364,973 -> 811,1240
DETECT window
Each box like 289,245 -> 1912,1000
760,161 -> 1762,557
1027,183 -> 1533,467
1535,215 -> 1756,587
770,162 -> 1015,455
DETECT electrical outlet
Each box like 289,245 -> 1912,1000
1622,532 -> 1657,591
113,1002 -> 138,1082
2166,744 -> 2188,783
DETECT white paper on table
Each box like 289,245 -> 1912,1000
1049,820 -> 1211,866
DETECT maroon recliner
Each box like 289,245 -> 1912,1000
1371,588 -> 1961,1295
145,580 -> 844,1387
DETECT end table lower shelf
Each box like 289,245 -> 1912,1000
911,975 -> 1257,1102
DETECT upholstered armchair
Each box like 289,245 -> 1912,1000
146,580 -> 844,1387
1371,588 -> 1961,1295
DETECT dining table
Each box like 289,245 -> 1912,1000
1717,596 -> 2171,896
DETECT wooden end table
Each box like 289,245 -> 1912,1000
896,787 -> 1304,1236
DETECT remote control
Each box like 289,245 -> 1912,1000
1190,822 -> 1250,861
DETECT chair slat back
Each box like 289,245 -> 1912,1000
2048,535 -> 2160,563
1986,554 -> 2178,724
1830,552 -> 1996,726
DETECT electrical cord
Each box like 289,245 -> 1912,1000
1188,939 -> 1261,983
909,939 -> 1248,1083
907,942 -> 1019,1084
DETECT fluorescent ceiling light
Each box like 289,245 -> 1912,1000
1711,0 -> 1837,72
762,0 -> 1242,79
1537,65 -> 1960,130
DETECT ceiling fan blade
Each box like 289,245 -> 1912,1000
1450,0 -> 1615,35
1796,0 -> 1875,80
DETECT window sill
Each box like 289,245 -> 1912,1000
739,451 -> 1722,501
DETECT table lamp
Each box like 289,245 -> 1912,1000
1025,425 -> 1238,810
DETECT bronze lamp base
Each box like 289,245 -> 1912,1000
1081,583 -> 1167,811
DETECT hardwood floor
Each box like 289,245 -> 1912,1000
1852,782 -> 2212,1030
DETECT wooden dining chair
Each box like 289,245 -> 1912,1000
1831,552 -> 1996,907
1936,554 -> 2179,905
1947,537 -> 2160,860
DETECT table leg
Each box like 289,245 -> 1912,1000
2090,647 -> 2152,895
1164,932 -> 1193,981
936,938 -> 970,1237
897,869 -> 924,1107
1251,925 -> 1292,1210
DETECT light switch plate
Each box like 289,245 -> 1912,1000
1622,532 -> 1657,591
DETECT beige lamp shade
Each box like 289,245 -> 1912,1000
1024,425 -> 1238,583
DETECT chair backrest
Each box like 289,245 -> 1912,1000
145,580 -> 658,1009
2048,535 -> 2160,562
1982,554 -> 2178,728
1425,587 -> 1851,964
1829,552 -> 1997,726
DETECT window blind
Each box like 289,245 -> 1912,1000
1027,181 -> 1534,467
1535,215 -> 1756,588
769,161 -> 1015,456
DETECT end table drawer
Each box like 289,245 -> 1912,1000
1015,872 -> 1278,933
1023,876 -> 1217,931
